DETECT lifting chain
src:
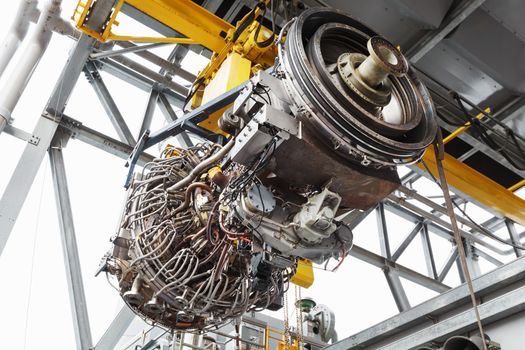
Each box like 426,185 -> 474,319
283,289 -> 291,350
294,285 -> 304,350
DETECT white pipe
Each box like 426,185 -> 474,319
0,0 -> 39,78
0,0 -> 62,134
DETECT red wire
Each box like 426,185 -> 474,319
331,248 -> 346,272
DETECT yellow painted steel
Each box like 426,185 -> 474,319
189,0 -> 275,99
73,0 -> 276,134
290,258 -> 314,288
265,325 -> 270,350
418,147 -> 525,226
508,179 -> 525,192
73,0 -> 228,48
442,107 -> 491,145
124,0 -> 232,52
198,52 -> 252,133
278,340 -> 299,350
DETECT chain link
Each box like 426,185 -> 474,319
283,289 -> 291,350
295,285 -> 304,350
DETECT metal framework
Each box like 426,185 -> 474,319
0,0 -> 524,349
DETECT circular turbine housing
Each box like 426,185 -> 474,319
279,8 -> 437,166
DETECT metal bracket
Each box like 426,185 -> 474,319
28,135 -> 40,146
125,129 -> 150,189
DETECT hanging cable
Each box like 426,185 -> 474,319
451,92 -> 525,170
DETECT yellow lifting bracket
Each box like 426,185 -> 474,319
193,0 -> 277,132
290,258 -> 314,288
72,0 -> 277,134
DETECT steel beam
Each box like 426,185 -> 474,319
0,115 -> 59,255
130,70 -> 227,182
0,0 -> 121,254
59,115 -> 154,166
84,62 -> 136,146
156,92 -> 193,147
90,42 -> 171,59
49,134 -> 93,350
398,186 -> 482,234
46,34 -> 97,116
138,89 -> 160,139
162,44 -> 190,77
492,96 -> 525,124
405,0 -> 486,62
348,245 -> 450,293
324,256 -> 525,350
464,241 -> 481,278
95,305 -> 135,350
506,220 -> 524,258
392,222 -> 422,262
474,247 -> 503,267
119,3 -> 210,58
3,124 -> 32,142
375,202 -> 411,311
384,269 -> 411,312
340,206 -> 376,230
124,0 -> 232,53
376,203 -> 392,259
380,285 -> 525,349
421,224 -> 438,279
438,247 -> 458,282
106,55 -> 188,96
115,41 -> 196,82
99,59 -> 185,109
144,82 -> 245,148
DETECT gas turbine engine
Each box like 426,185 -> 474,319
102,9 -> 437,331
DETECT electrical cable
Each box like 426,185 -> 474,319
451,92 -> 525,170
253,2 -> 275,48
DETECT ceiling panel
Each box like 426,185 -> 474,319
483,0 -> 525,42
323,0 -> 427,47
447,9 -> 525,94
395,0 -> 454,29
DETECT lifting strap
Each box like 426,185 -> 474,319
433,129 -> 488,350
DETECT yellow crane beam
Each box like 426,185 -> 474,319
418,147 -> 525,227
124,0 -> 233,53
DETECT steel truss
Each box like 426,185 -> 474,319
0,0 -> 524,349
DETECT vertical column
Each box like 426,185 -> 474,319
0,115 -> 59,254
138,88 -> 159,139
420,224 -> 438,279
376,202 -> 391,259
464,241 -> 481,278
377,202 -> 410,311
49,132 -> 93,350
